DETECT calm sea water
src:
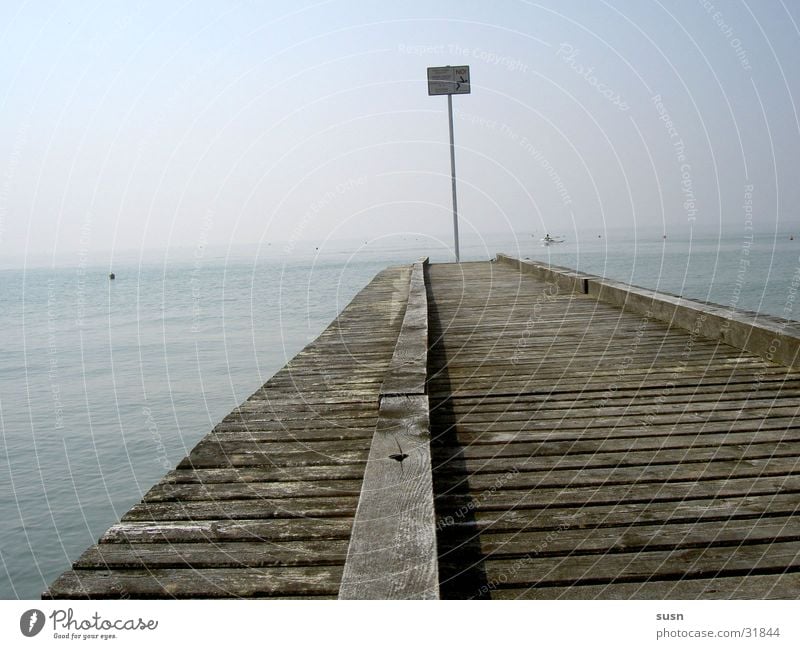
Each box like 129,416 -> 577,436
2,230 -> 798,598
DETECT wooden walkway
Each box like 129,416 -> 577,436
428,261 -> 800,599
45,256 -> 800,599
45,265 -> 412,598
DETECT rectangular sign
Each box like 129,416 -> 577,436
427,65 -> 470,95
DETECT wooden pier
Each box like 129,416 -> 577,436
45,255 -> 800,599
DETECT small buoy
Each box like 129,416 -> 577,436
109,272 -> 115,280
791,235 -> 794,241
663,234 -> 667,239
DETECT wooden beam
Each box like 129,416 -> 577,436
338,395 -> 438,599
339,259 -> 438,599
380,258 -> 429,398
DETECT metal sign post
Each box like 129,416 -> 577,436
447,93 -> 460,263
428,65 -> 470,263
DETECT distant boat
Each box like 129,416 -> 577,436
541,234 -> 564,246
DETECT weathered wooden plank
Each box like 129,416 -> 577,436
433,380 -> 797,399
438,457 -> 800,492
162,467 -> 365,484
211,420 -> 376,434
440,492 -> 800,533
473,539 -> 800,589
143,479 -> 363,502
181,447 -> 367,469
339,394 -> 439,599
188,438 -> 369,455
429,348 -> 759,364
435,389 -> 800,412
223,408 -> 377,421
44,567 -> 344,598
208,428 -> 374,442
436,474 -> 800,511
122,497 -> 358,521
445,416 -> 800,441
436,442 -> 800,476
101,517 -> 353,544
432,372 -> 797,392
431,372 -> 800,397
178,454 -> 368,472
491,573 -> 800,599
440,429 -> 800,458
440,515 -> 800,557
75,540 -> 349,569
434,398 -> 798,421
433,408 -> 799,434
177,453 -> 364,482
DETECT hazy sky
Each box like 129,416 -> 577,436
2,0 -> 799,262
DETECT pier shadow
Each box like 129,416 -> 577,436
425,266 -> 490,599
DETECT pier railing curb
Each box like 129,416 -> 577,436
496,253 -> 800,369
338,257 -> 439,600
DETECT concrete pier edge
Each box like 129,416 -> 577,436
496,253 -> 800,369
